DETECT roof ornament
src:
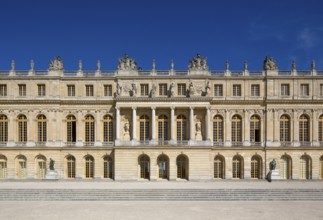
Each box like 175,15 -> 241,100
78,60 -> 83,71
311,60 -> 316,71
292,60 -> 296,71
152,59 -> 156,71
49,56 -> 64,71
188,53 -> 208,70
30,60 -> 35,71
263,55 -> 278,70
170,59 -> 174,70
244,60 -> 248,71
225,60 -> 229,71
118,53 -> 137,71
11,60 -> 15,71
97,60 -> 101,71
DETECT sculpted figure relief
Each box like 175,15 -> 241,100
49,158 -> 55,171
188,82 -> 195,97
150,84 -> 156,98
49,56 -> 64,71
116,82 -> 122,97
196,121 -> 201,132
188,53 -> 208,70
205,81 -> 211,96
118,54 -> 137,71
131,83 -> 137,97
124,122 -> 130,133
169,82 -> 175,97
263,56 -> 278,70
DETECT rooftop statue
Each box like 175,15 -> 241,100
118,54 -> 137,71
263,56 -> 278,71
49,56 -> 64,71
188,53 -> 208,71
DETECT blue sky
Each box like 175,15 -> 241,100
0,0 -> 322,70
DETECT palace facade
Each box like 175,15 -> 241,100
0,54 -> 323,181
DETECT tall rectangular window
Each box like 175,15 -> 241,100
320,84 -> 323,96
300,84 -> 309,96
104,85 -> 112,96
140,84 -> 149,96
281,84 -> 290,96
159,84 -> 168,96
37,84 -> 46,96
177,83 -> 186,96
251,84 -> 260,97
18,84 -> 26,97
67,85 -> 75,97
232,85 -> 241,96
214,84 -> 223,96
86,85 -> 94,97
0,85 -> 7,97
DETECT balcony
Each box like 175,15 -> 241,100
0,142 -> 7,147
102,141 -> 114,146
213,141 -> 223,146
65,142 -> 77,147
84,142 -> 95,146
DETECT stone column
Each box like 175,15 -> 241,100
115,107 -> 120,145
132,107 -> 137,142
76,111 -> 84,147
205,107 -> 211,141
189,107 -> 195,143
170,106 -> 175,144
243,110 -> 250,146
224,110 -> 231,146
151,107 -> 156,144
313,111 -> 319,146
293,110 -> 300,146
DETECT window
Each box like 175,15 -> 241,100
36,115 -> 47,144
0,155 -> 7,179
232,85 -> 241,96
18,84 -> 26,96
139,115 -> 150,142
232,155 -> 243,179
280,115 -> 290,143
38,84 -> 46,96
320,156 -> 323,179
103,156 -> 113,179
320,84 -> 323,96
299,115 -> 310,143
231,115 -> 242,145
281,84 -> 290,96
84,155 -> 94,178
66,155 -> 76,178
214,155 -> 224,179
300,155 -> 311,180
67,115 -> 76,144
251,85 -> 260,97
213,84 -> 223,97
251,155 -> 262,179
36,155 -> 46,179
140,84 -> 149,96
103,115 -> 113,143
86,85 -> 94,96
104,85 -> 112,96
213,115 -> 223,144
85,115 -> 95,145
18,115 -> 27,143
176,155 -> 188,180
139,155 -> 150,179
159,84 -> 168,96
300,84 -> 309,96
16,155 -> 27,179
319,115 -> 323,143
280,155 -> 292,179
176,115 -> 187,143
158,115 -> 168,144
250,115 -> 261,143
177,83 -> 186,96
0,115 -> 8,143
67,85 -> 75,97
0,84 -> 7,97
157,155 -> 169,179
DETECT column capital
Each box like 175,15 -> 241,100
132,106 -> 137,110
189,106 -> 194,110
206,106 -> 211,111
115,106 -> 120,110
170,106 -> 175,110
151,106 -> 156,110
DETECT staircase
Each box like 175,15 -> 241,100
1,189 -> 323,201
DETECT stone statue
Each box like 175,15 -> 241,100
30,60 -> 35,71
188,82 -> 195,97
205,81 -> 211,96
116,82 -> 122,97
269,159 -> 276,171
311,60 -> 316,70
131,83 -> 137,97
49,158 -> 55,171
11,60 -> 15,71
188,53 -> 208,70
169,82 -> 175,97
124,122 -> 130,133
263,56 -> 278,70
150,84 -> 156,98
49,56 -> 64,71
97,60 -> 101,71
244,60 -> 248,71
292,60 -> 296,71
118,54 -> 137,71
152,59 -> 156,71
196,121 -> 201,132
78,60 -> 82,71
225,60 -> 229,71
170,59 -> 174,70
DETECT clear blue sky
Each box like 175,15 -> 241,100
0,0 -> 322,70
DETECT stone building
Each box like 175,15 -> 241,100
0,54 -> 322,181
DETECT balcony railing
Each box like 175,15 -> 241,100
84,142 -> 95,146
16,142 -> 27,147
250,142 -> 262,146
139,140 -> 150,145
35,142 -> 46,146
102,141 -> 114,146
0,142 -> 7,146
231,141 -> 243,146
280,141 -> 292,146
299,141 -> 311,146
210,71 -> 225,76
176,140 -> 189,145
156,71 -> 169,76
65,142 -> 76,146
213,141 -> 223,146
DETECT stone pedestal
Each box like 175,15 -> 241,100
271,169 -> 280,180
124,132 -> 130,141
195,131 -> 202,141
46,170 -> 58,180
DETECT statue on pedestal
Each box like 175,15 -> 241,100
123,121 -> 130,141
188,53 -> 208,70
169,82 -> 175,97
116,82 -> 122,97
150,84 -> 156,98
118,54 -> 137,71
49,158 -> 55,171
131,83 -> 137,97
266,159 -> 277,182
188,82 -> 195,97
205,81 -> 211,96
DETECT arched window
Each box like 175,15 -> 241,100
0,115 -> 8,143
320,156 -> 323,179
139,155 -> 150,179
66,115 -> 76,144
103,115 -> 113,143
280,115 -> 290,143
37,114 -> 47,143
17,115 -> 27,143
232,115 -> 242,145
158,115 -> 168,144
251,155 -> 262,179
157,155 -> 169,179
176,115 -> 188,143
250,115 -> 261,143
139,115 -> 150,142
232,155 -> 243,179
0,155 -> 7,179
36,155 -> 46,179
214,155 -> 225,179
103,155 -> 113,179
176,155 -> 188,180
84,155 -> 94,179
85,115 -> 95,145
280,155 -> 292,179
299,115 -> 310,143
66,155 -> 75,178
16,155 -> 27,179
213,115 -> 223,144
300,155 -> 311,180
319,115 -> 323,143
